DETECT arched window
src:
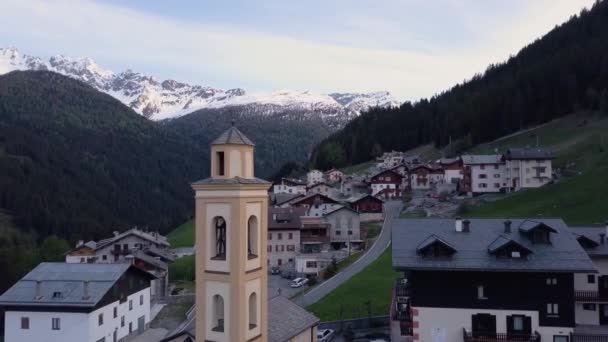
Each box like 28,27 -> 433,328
248,292 -> 257,329
213,217 -> 226,260
212,295 -> 224,332
247,216 -> 259,260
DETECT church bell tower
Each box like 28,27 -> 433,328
193,123 -> 270,342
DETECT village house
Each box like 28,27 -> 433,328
267,207 -> 306,269
340,176 -> 369,197
461,155 -> 507,194
324,168 -> 344,183
504,147 -> 554,191
428,164 -> 445,185
272,177 -> 307,195
306,182 -> 333,196
568,224 -> 608,327
0,263 -> 155,342
306,169 -> 324,186
410,165 -> 433,190
324,206 -> 363,250
369,169 -> 404,199
390,218 -> 596,342
348,194 -> 384,222
441,157 -> 465,184
289,193 -> 339,210
299,216 -> 331,254
269,193 -> 303,208
65,228 -> 174,299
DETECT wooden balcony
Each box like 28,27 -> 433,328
463,329 -> 541,342
575,290 -> 608,302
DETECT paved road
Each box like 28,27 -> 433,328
295,200 -> 402,307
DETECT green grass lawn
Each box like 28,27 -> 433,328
167,219 -> 194,248
467,113 -> 608,225
400,209 -> 427,218
169,255 -> 195,282
307,247 -> 401,321
341,161 -> 375,175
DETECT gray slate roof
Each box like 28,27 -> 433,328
569,226 -> 608,257
392,218 -> 596,273
268,296 -> 319,342
211,126 -> 255,146
269,207 -> 307,230
505,147 -> 554,160
96,228 -> 169,250
0,263 -> 139,308
461,154 -> 504,165
270,193 -> 303,206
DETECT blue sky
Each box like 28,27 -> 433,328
0,0 -> 595,101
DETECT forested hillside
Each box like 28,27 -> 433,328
165,105 -> 331,177
0,71 -> 209,290
312,0 -> 608,169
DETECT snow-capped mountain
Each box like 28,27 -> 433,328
0,47 -> 399,124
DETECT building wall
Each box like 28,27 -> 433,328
66,255 -> 96,263
444,168 -> 464,184
470,164 -> 506,193
505,159 -> 552,190
307,171 -> 324,186
95,235 -> 164,263
272,184 -> 306,195
307,184 -> 330,196
4,287 -> 150,342
325,210 -> 361,244
414,306 -> 573,342
575,303 -> 600,325
574,258 -> 608,325
288,326 -> 317,342
267,229 -> 300,268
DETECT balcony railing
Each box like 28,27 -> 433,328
571,333 -> 608,342
463,329 -> 541,342
575,290 -> 608,302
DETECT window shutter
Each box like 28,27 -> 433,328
523,316 -> 532,334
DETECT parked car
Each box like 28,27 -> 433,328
317,328 -> 335,342
270,267 -> 280,275
290,277 -> 308,288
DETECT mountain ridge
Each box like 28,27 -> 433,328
0,47 -> 400,123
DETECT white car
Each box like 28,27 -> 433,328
317,328 -> 335,342
289,277 -> 308,288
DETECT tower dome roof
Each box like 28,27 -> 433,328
211,123 -> 254,146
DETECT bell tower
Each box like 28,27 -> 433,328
193,123 -> 270,342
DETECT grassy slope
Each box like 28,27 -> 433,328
167,219 -> 194,248
307,247 -> 400,321
467,113 -> 608,224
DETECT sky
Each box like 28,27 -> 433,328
0,0 -> 596,101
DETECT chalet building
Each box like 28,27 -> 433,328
299,216 -> 331,254
428,164 -> 445,185
340,176 -> 368,197
324,206 -> 362,250
370,169 -> 404,199
289,193 -> 338,209
272,177 -> 307,195
324,168 -> 344,183
441,157 -> 464,184
390,218 -> 595,342
504,148 -> 554,191
0,263 -> 154,342
267,207 -> 306,268
65,228 -> 174,300
569,224 -> 608,327
348,194 -> 384,222
460,155 -> 507,194
410,165 -> 433,190
306,169 -> 324,186
306,182 -> 332,196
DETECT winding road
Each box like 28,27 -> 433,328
295,200 -> 402,307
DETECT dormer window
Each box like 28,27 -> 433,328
488,236 -> 532,259
511,251 -> 521,258
52,291 -> 62,299
518,221 -> 557,244
532,230 -> 550,244
417,235 -> 457,258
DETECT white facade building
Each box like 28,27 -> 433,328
306,170 -> 324,186
504,148 -> 554,191
272,178 -> 307,195
461,155 -> 507,194
0,263 -> 153,342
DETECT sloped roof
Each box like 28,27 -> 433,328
461,154 -> 503,165
518,220 -> 558,233
324,205 -> 359,217
505,147 -> 554,160
270,193 -> 304,206
268,296 -> 319,342
269,207 -> 307,230
0,263 -> 152,308
96,228 -> 169,250
569,226 -> 608,257
392,218 -> 595,273
290,193 -> 338,205
416,234 -> 457,254
347,194 -> 384,204
211,126 -> 255,146
487,235 -> 533,255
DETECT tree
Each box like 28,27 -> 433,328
370,143 -> 383,159
38,235 -> 70,262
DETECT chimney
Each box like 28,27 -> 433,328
504,220 -> 512,233
35,281 -> 42,299
462,219 -> 471,233
113,231 -> 119,237
455,217 -> 463,232
76,240 -> 84,248
83,281 -> 90,300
